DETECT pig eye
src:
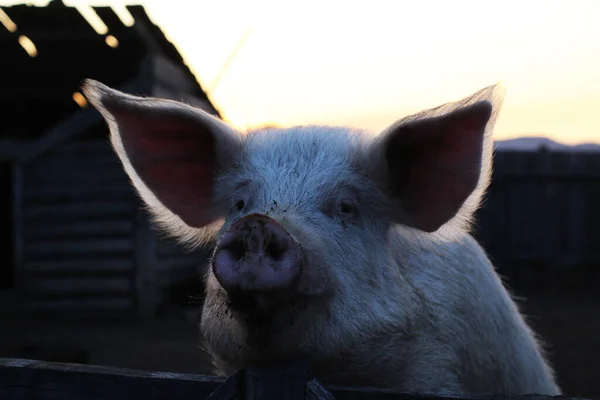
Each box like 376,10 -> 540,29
337,201 -> 357,217
234,200 -> 245,211
231,199 -> 246,213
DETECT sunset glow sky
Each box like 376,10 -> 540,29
3,0 -> 600,144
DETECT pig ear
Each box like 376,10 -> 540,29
371,85 -> 505,233
82,79 -> 243,244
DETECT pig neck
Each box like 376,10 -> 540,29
309,227 -> 475,391
310,275 -> 433,389
308,303 -> 435,391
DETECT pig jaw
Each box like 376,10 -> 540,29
199,277 -> 411,390
200,270 -> 335,370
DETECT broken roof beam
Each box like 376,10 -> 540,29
92,6 -> 131,35
1,2 -> 95,34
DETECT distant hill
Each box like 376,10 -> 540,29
494,136 -> 600,152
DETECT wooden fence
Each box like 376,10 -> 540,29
0,358 -> 589,400
473,149 -> 600,281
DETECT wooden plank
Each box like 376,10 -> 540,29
204,369 -> 243,400
92,6 -> 129,32
581,183 -> 600,258
23,252 -> 135,264
0,358 -> 222,400
25,154 -> 122,173
11,165 -> 25,295
494,170 -> 600,180
35,151 -> 119,167
24,238 -> 134,257
22,277 -> 132,295
23,185 -> 134,201
23,202 -> 137,220
25,220 -> 135,239
153,267 -> 204,289
155,256 -> 207,272
23,299 -> 134,313
493,150 -> 600,179
0,358 -> 587,400
44,139 -> 114,157
18,106 -> 104,165
26,167 -> 129,184
23,259 -> 134,274
242,360 -> 309,400
25,161 -> 126,180
0,140 -> 31,162
1,2 -> 98,31
499,255 -> 600,265
0,291 -> 21,313
134,208 -> 161,317
25,142 -> 121,164
566,181 -> 584,260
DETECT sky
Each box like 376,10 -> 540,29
2,0 -> 600,144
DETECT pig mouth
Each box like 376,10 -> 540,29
222,289 -> 312,351
203,272 -> 332,358
224,287 -> 308,320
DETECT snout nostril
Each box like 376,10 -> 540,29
227,240 -> 246,262
266,240 -> 286,261
213,215 -> 303,294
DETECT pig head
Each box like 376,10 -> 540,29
82,80 -> 560,395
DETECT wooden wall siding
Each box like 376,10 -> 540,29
18,137 -> 140,314
15,129 -> 211,316
474,150 -> 600,274
152,231 -> 211,289
0,1 -> 225,316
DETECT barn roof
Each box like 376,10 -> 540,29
0,0 -> 221,143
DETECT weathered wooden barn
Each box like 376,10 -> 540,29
0,1 -> 219,317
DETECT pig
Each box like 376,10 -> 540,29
82,79 -> 561,395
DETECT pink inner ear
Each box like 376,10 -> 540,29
115,114 -> 218,228
386,101 -> 492,232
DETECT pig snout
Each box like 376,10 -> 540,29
212,214 -> 304,299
